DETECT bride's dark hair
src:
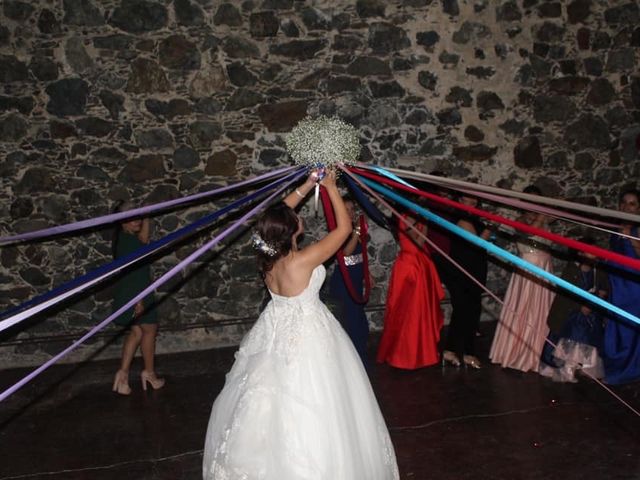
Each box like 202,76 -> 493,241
255,202 -> 299,276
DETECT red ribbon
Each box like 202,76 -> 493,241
319,186 -> 371,304
349,167 -> 640,272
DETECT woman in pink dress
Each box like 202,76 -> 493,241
489,186 -> 555,372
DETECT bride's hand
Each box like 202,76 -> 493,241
305,170 -> 320,186
320,168 -> 337,189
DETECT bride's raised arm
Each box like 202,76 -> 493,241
297,169 -> 352,268
283,173 -> 316,210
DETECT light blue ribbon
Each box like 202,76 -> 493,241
357,173 -> 640,328
369,165 -> 417,189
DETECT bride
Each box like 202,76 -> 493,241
203,169 -> 399,479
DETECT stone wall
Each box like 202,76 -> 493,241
1,0 -> 639,367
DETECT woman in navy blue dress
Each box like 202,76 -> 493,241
329,197 -> 370,367
539,241 -> 609,383
604,190 -> 640,385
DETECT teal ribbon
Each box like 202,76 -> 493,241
357,172 -> 640,328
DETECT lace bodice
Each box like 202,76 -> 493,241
239,265 -> 328,362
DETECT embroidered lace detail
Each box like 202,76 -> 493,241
207,460 -> 250,480
203,264 -> 399,479
378,423 -> 400,479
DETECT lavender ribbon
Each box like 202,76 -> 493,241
0,170 -> 301,334
455,187 -> 639,241
363,164 -> 640,225
357,172 -> 640,329
0,170 -> 305,402
0,166 -> 296,246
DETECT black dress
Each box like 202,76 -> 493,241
445,214 -> 487,357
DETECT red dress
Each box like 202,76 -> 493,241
377,217 -> 445,369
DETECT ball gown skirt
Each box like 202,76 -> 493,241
203,266 -> 399,480
489,250 -> 555,373
377,245 -> 444,369
538,311 -> 605,382
604,232 -> 640,385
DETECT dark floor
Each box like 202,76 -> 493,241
1,324 -> 639,480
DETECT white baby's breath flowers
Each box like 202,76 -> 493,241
286,116 -> 361,168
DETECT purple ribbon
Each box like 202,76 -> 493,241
0,166 -> 295,246
0,170 -> 305,402
0,170 -> 301,334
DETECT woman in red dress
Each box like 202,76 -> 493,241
377,212 -> 445,369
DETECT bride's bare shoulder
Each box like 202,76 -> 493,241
265,255 -> 315,296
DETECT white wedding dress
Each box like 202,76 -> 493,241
203,265 -> 399,480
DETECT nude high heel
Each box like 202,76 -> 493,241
463,355 -> 482,369
442,350 -> 461,367
140,370 -> 165,391
112,370 -> 132,395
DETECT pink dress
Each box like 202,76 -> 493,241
489,240 -> 555,372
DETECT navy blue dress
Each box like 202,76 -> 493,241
604,229 -> 640,385
329,243 -> 369,367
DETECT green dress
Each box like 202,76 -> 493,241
113,231 -> 158,327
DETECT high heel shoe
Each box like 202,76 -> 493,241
141,370 -> 165,391
463,355 -> 482,369
112,370 -> 131,395
442,350 -> 461,367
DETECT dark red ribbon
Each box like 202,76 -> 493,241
349,167 -> 640,272
319,186 -> 371,304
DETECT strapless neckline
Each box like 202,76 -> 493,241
267,265 -> 325,299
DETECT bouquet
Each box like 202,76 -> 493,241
285,115 -> 361,169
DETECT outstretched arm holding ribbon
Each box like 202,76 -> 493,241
283,171 -> 317,209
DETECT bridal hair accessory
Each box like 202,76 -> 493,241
251,232 -> 277,257
285,115 -> 361,168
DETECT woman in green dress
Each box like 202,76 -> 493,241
111,201 -> 165,395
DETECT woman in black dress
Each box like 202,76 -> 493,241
442,194 -> 491,368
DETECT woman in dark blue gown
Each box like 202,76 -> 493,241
604,190 -> 640,385
329,197 -> 370,367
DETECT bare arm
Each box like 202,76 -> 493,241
296,171 -> 352,268
138,218 -> 150,244
406,218 -> 427,247
283,175 -> 316,210
342,228 -> 360,256
457,219 -> 476,235
135,217 -> 150,315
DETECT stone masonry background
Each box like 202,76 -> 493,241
0,0 -> 639,366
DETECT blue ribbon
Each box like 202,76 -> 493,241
343,174 -> 390,230
0,170 -> 301,328
369,165 -> 417,189
357,172 -> 640,328
0,171 -> 307,402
